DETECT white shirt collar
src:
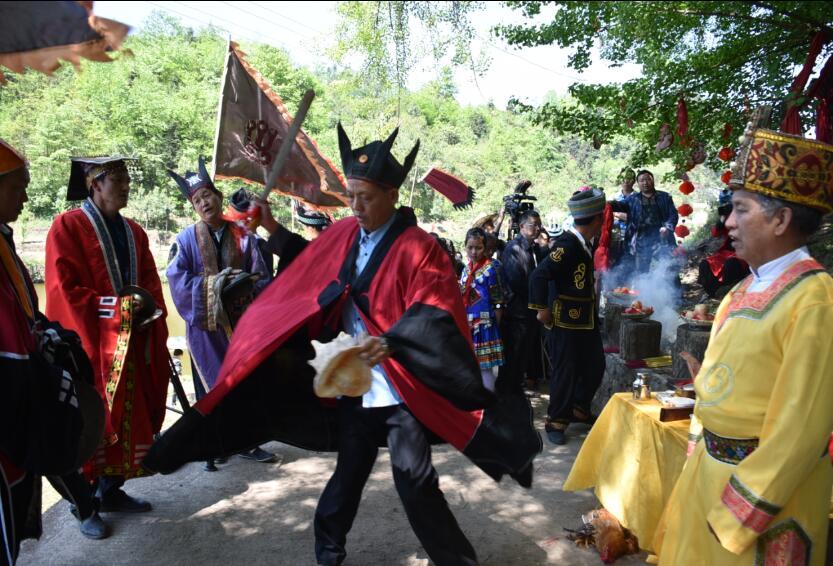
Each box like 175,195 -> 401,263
748,246 -> 811,292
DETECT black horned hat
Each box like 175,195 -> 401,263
337,122 -> 419,190
167,156 -> 218,201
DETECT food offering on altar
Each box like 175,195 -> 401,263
607,286 -> 640,302
621,300 -> 654,320
680,303 -> 714,327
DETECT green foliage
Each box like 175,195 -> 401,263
496,1 -> 833,175
330,1 -> 488,90
1,10 -> 655,248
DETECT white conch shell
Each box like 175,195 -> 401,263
310,332 -> 372,398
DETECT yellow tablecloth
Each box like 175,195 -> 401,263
563,393 -> 690,552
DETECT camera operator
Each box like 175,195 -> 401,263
496,207 -> 546,396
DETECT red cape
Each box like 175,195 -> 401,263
147,209 -> 540,484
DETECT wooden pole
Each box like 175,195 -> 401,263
259,89 -> 316,201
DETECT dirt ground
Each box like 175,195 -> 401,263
19,392 -> 647,566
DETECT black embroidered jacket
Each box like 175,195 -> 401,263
528,230 -> 597,330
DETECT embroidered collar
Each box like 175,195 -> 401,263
748,246 -> 810,293
715,257 -> 824,333
81,198 -> 137,293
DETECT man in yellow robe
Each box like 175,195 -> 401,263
654,107 -> 833,565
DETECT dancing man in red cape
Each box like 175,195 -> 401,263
145,124 -> 541,565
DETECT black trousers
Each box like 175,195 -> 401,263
47,471 -> 96,520
314,400 -> 477,566
495,315 -> 537,396
547,326 -> 605,423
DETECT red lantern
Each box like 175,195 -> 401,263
675,225 -> 690,238
679,181 -> 695,195
718,147 -> 735,161
721,170 -> 732,184
677,203 -> 693,217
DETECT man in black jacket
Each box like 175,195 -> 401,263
496,210 -> 545,396
529,188 -> 606,445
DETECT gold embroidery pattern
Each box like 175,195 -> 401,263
568,308 -> 580,319
696,363 -> 734,407
573,263 -> 586,289
550,248 -> 565,262
105,296 -> 133,412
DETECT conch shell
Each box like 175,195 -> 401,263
310,332 -> 373,398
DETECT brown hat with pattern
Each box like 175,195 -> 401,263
729,106 -> 833,214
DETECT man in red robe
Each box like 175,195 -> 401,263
45,157 -> 169,513
0,140 -> 90,564
145,125 -> 541,565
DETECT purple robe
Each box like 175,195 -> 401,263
167,221 -> 271,391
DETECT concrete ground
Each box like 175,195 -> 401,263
19,392 -> 647,566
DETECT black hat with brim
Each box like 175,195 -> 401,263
67,156 -> 135,201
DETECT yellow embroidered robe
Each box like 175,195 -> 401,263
655,259 -> 833,565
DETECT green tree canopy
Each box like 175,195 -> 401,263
496,1 -> 833,175
1,10 -> 648,246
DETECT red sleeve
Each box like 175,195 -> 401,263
44,213 -> 103,357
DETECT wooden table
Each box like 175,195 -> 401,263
563,393 -> 690,552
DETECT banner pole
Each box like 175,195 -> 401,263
259,89 -> 316,200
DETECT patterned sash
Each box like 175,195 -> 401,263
80,199 -> 137,420
81,198 -> 137,292
194,221 -> 243,275
194,221 -> 243,335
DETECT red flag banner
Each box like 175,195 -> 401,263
421,167 -> 474,209
212,42 -> 347,209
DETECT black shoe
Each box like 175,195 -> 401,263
546,429 -> 567,445
510,463 -> 534,488
204,459 -> 218,472
99,489 -> 152,513
239,447 -> 277,463
79,511 -> 111,539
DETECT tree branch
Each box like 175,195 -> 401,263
656,6 -> 808,34
752,1 -> 833,35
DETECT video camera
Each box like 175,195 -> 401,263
503,180 -> 537,240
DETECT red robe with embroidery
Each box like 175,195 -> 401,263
145,208 -> 541,484
44,206 -> 169,481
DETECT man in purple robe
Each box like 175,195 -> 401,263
165,157 -> 275,470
